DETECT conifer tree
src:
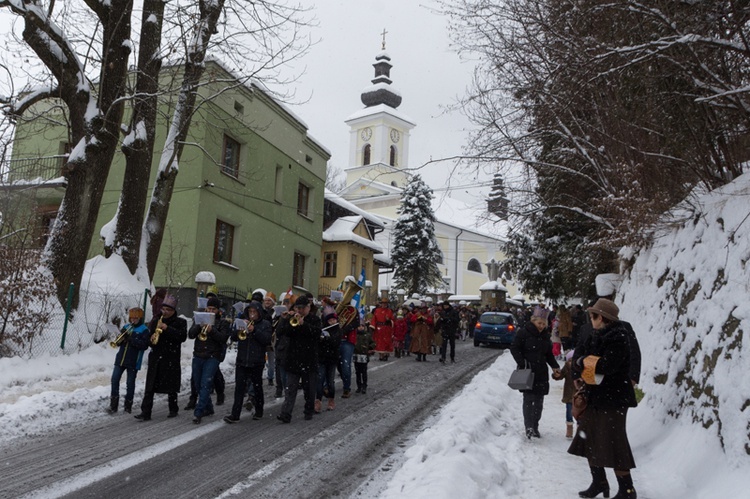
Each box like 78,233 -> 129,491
391,175 -> 444,295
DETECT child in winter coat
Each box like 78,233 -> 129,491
353,323 -> 377,394
551,350 -> 576,438
392,310 -> 408,358
108,308 -> 151,414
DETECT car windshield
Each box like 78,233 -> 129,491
481,314 -> 513,325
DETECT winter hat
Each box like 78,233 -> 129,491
294,295 -> 310,307
207,297 -> 221,309
162,295 -> 178,310
244,301 -> 262,318
531,306 -> 549,321
128,307 -> 145,321
588,298 -> 619,322
323,312 -> 338,323
251,291 -> 264,303
265,291 -> 277,302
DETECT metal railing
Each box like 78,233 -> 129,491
1,156 -> 66,185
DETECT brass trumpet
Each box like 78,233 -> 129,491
289,314 -> 301,327
151,315 -> 164,345
110,325 -> 133,348
238,320 -> 253,341
198,324 -> 209,341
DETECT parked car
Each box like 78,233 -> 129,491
474,312 -> 516,348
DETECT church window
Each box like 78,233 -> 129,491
468,258 -> 482,273
389,145 -> 397,166
363,144 -> 371,165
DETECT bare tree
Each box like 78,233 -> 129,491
0,0 -> 312,306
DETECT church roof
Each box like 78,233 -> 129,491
345,103 -> 415,127
361,51 -> 402,109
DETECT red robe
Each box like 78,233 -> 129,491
372,306 -> 395,353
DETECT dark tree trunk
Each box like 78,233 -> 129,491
105,0 -> 165,274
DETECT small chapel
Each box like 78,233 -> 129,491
338,40 -> 521,305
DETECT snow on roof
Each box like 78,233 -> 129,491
323,216 -> 384,253
479,280 -> 508,292
345,103 -> 416,126
374,254 -> 392,267
447,295 -> 480,302
325,189 -> 385,229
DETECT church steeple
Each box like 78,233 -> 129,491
360,51 -> 402,109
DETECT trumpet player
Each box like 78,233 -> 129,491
187,297 -> 230,424
107,308 -> 150,414
278,295 -> 321,423
135,295 -> 188,421
224,302 -> 272,423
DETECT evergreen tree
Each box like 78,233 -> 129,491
391,175 -> 443,295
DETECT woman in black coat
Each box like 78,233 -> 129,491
569,298 -> 637,499
510,307 -> 561,439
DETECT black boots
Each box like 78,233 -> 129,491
123,399 -> 133,413
613,474 -> 636,499
107,396 -> 119,414
216,392 -> 225,406
579,466 -> 610,498
184,397 -> 196,410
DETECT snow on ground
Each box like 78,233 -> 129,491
2,344 -> 748,498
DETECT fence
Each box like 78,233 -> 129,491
0,285 -> 150,359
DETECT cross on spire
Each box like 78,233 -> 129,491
381,28 -> 388,50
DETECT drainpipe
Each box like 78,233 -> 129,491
454,229 -> 463,294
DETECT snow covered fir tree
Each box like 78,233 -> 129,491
391,175 -> 444,295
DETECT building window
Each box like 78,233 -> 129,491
350,254 -> 357,276
293,252 -> 306,287
274,166 -> 283,203
389,145 -> 396,166
222,135 -> 241,178
297,182 -> 310,217
323,251 -> 337,277
468,258 -> 482,273
363,144 -> 371,165
214,219 -> 235,264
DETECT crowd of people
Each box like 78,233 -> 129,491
107,291 -> 641,498
106,289 -> 482,425
509,299 -> 641,499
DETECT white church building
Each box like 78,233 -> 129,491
338,48 -> 522,303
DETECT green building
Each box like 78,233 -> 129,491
4,60 -> 329,312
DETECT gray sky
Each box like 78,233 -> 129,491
284,1 -> 490,203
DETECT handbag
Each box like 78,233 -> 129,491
508,363 -> 535,390
572,381 -> 588,420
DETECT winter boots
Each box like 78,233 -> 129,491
314,399 -> 322,413
123,399 -> 133,414
579,466 -> 610,498
184,397 -> 197,411
107,396 -> 119,414
327,399 -> 335,411
566,422 -> 574,438
216,392 -> 225,406
613,474 -> 636,499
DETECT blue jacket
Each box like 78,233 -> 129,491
113,323 -> 151,370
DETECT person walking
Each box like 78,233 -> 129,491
409,304 -> 434,362
568,298 -> 638,499
224,301 -> 272,423
510,305 -> 561,439
438,301 -> 459,363
135,295 -> 187,421
315,308 -> 341,412
372,297 -> 394,361
353,322 -> 376,394
278,295 -> 321,423
107,307 -> 150,414
188,297 -> 230,424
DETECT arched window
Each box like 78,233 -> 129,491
467,258 -> 482,273
389,145 -> 397,166
363,144 -> 371,166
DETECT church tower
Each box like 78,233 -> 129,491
343,44 -> 416,193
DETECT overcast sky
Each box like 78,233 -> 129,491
285,1 -> 491,204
